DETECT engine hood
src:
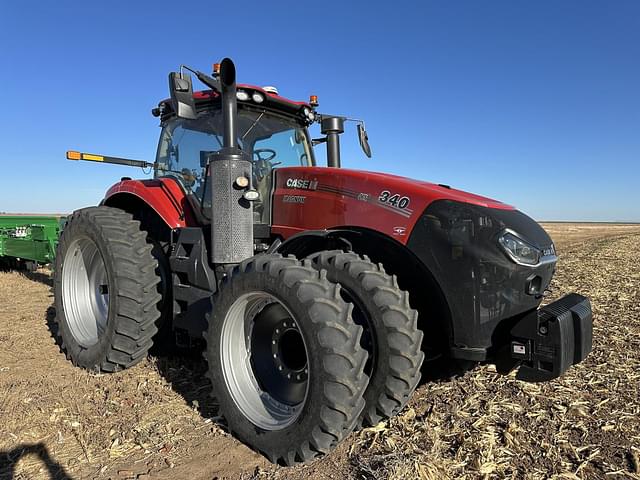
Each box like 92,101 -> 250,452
356,169 -> 514,211
271,166 -> 523,247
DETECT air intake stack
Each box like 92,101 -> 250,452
209,58 -> 253,264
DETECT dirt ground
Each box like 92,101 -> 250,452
1,223 -> 639,480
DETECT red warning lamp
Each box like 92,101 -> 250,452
309,95 -> 319,107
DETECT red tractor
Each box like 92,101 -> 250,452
56,58 -> 592,465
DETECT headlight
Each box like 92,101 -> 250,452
498,231 -> 541,266
303,107 -> 316,122
236,90 -> 249,101
252,92 -> 264,103
243,189 -> 260,201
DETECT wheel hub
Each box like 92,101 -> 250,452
61,237 -> 110,347
271,320 -> 308,382
220,292 -> 310,430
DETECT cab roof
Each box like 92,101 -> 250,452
158,84 -> 312,123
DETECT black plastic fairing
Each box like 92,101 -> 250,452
407,200 -> 556,360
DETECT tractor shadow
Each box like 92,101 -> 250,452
0,442 -> 73,480
44,305 -> 218,421
153,348 -> 219,420
45,306 -> 63,350
419,357 -> 479,385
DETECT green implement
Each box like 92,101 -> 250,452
0,216 -> 65,267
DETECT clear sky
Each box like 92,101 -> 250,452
1,1 -> 638,221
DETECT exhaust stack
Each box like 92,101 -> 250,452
220,59 -> 238,150
209,58 -> 254,264
321,116 -> 345,168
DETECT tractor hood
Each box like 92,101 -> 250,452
356,169 -> 513,211
271,166 -> 541,248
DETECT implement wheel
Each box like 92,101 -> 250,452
204,254 -> 368,465
308,250 -> 424,427
53,206 -> 161,372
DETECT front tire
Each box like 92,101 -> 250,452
204,254 -> 368,465
308,250 -> 425,427
54,206 -> 161,372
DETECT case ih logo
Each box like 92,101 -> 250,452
286,178 -> 318,190
393,226 -> 406,236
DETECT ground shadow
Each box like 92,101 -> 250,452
419,356 -> 479,384
44,306 -> 220,429
20,269 -> 54,287
45,306 -> 63,351
153,349 -> 219,420
0,443 -> 73,480
0,262 -> 54,287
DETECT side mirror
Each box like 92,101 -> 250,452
169,72 -> 197,120
357,124 -> 372,158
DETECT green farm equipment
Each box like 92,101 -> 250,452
0,216 -> 65,269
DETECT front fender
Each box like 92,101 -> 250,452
102,178 -> 197,228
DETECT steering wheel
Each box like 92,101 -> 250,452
253,148 -> 277,163
253,148 -> 281,181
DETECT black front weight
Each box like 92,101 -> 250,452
509,293 -> 593,382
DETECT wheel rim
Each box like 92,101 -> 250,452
61,237 -> 110,347
220,292 -> 309,430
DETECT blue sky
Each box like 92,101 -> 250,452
1,1 -> 638,221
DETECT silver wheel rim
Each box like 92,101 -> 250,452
61,237 -> 110,347
220,292 -> 309,430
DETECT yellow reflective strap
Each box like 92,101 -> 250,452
82,153 -> 104,162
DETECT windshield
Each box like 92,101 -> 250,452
155,108 -> 313,205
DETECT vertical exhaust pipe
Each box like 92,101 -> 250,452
210,58 -> 254,264
321,116 -> 345,168
219,58 -> 238,150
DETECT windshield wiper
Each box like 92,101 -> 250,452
241,112 -> 264,141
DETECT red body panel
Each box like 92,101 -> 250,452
103,168 -> 512,243
104,178 -> 197,228
271,167 -> 513,245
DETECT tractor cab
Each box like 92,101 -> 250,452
154,99 -> 315,225
152,64 -> 371,227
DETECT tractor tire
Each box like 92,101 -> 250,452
308,250 -> 424,427
53,206 -> 161,372
148,240 -> 176,354
204,254 -> 368,465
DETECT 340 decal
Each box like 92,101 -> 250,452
378,190 -> 410,209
